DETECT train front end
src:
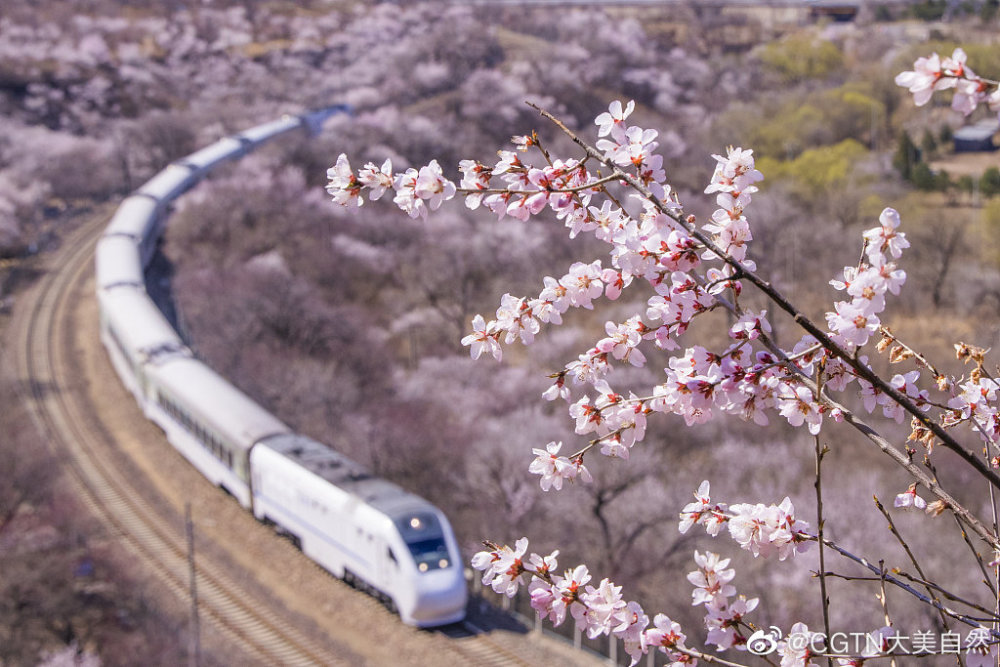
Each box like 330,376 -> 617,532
391,509 -> 467,627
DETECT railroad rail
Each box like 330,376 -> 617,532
5,182 -> 595,667
9,212 -> 345,665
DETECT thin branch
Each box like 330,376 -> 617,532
878,325 -> 942,377
816,535 -> 1000,634
456,172 -> 621,197
527,100 -> 1000,498
873,495 -> 951,632
953,513 -> 998,599
893,569 -> 1000,620
876,560 -> 896,667
814,433 -> 833,667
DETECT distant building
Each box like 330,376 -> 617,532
808,0 -> 861,21
954,119 -> 999,152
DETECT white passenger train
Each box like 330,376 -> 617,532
94,106 -> 468,627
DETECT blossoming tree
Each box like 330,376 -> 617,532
329,49 -> 1000,666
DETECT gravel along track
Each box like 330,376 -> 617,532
6,210 -> 597,666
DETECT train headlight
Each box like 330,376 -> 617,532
439,559 -> 449,569
409,517 -> 423,530
418,562 -> 429,572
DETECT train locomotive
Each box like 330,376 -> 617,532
94,106 -> 468,628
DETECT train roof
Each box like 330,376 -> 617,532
259,433 -> 439,519
148,357 -> 291,448
176,137 -> 247,173
137,163 -> 198,202
236,115 -> 303,144
95,236 -> 145,290
104,195 -> 160,240
97,289 -> 188,360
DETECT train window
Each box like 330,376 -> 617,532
395,513 -> 440,542
387,548 -> 398,566
406,537 -> 450,572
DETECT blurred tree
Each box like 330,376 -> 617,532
910,0 -> 947,19
982,166 -> 1000,197
893,131 -> 920,181
939,123 -> 954,146
758,139 -> 868,201
910,161 -> 936,190
758,33 -> 843,84
920,128 -> 938,159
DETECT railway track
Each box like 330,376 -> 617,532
8,213 -> 341,666
4,210 -> 592,666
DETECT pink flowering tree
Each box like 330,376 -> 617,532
329,50 -> 1000,666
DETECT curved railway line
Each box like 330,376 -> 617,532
11,212 -> 344,665
5,202 -> 595,666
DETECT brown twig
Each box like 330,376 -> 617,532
814,433 -> 834,667
873,495 -> 951,633
526,100 -> 1000,499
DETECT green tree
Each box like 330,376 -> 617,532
934,168 -> 952,193
982,0 -> 999,22
911,162 -> 935,190
939,124 -> 954,147
910,0 -> 946,20
983,166 -> 1000,197
921,129 -> 938,159
893,131 -> 919,181
757,139 -> 869,201
759,33 -> 843,83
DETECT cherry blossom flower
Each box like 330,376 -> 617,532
596,317 -> 647,367
826,300 -> 879,349
614,601 -> 650,666
413,159 -> 456,210
863,208 -> 908,262
705,146 -> 763,195
728,498 -> 812,560
729,309 -> 771,341
643,614 -> 692,666
471,537 -> 529,596
392,167 -> 425,219
776,384 -> 824,435
578,578 -> 627,639
895,52 -> 952,106
326,153 -> 363,207
965,645 -> 999,667
594,99 -> 635,137
549,564 -> 592,626
704,595 -> 758,651
560,260 -> 605,309
598,125 -> 660,168
687,551 -> 736,606
459,159 -> 491,209
893,483 -> 927,511
679,480 -> 728,536
777,622 -> 821,667
461,314 -> 502,361
357,158 -> 393,201
528,441 -> 579,491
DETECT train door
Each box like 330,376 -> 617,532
377,536 -> 402,609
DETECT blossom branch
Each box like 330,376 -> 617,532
527,100 -> 1000,495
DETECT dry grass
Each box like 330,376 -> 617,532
930,149 -> 1000,177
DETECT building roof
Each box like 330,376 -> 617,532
955,119 -> 1000,142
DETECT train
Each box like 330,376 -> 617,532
94,106 -> 468,628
